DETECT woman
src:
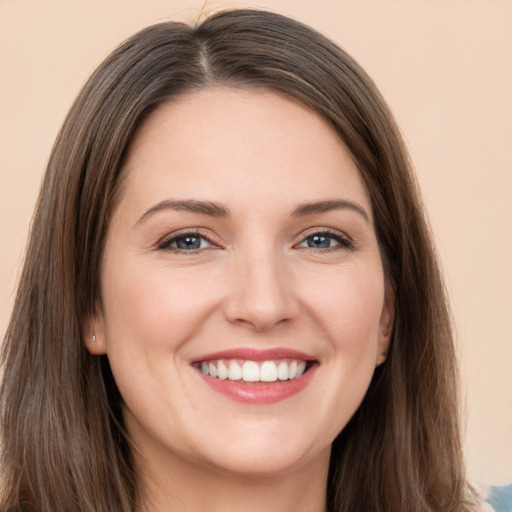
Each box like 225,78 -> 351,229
0,8 -> 481,512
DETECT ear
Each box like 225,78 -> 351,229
83,310 -> 108,356
376,286 -> 394,366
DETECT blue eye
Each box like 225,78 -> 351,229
174,235 -> 203,250
298,231 -> 352,250
158,233 -> 213,252
306,234 -> 334,249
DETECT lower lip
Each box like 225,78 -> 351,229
194,364 -> 317,404
197,364 -> 318,404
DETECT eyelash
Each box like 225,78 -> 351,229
157,230 -> 217,253
296,228 -> 353,253
157,228 -> 353,254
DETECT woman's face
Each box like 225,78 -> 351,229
90,88 -> 392,478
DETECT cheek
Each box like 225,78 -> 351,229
101,263 -> 218,351
297,266 -> 385,437
299,263 -> 386,354
99,263 -> 215,420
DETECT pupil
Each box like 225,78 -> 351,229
177,236 -> 200,250
308,235 -> 330,248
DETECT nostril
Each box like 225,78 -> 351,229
223,284 -> 299,332
222,255 -> 300,331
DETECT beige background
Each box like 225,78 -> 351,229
1,0 -> 510,485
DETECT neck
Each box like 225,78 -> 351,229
135,444 -> 330,512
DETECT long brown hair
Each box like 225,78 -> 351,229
1,9 -> 474,511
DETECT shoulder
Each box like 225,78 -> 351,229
470,483 -> 512,512
483,484 -> 512,512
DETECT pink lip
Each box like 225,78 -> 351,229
190,347 -> 316,364
191,347 -> 318,404
195,366 -> 317,404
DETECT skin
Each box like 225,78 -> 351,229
88,88 -> 393,512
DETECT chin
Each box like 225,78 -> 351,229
196,428 -> 330,478
207,449 -> 320,478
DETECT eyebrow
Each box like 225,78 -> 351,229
292,200 -> 371,224
135,198 -> 370,226
135,199 -> 229,225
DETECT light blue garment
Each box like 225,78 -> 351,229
487,484 -> 512,512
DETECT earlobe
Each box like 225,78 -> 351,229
86,334 -> 107,355
84,315 -> 108,355
375,353 -> 387,367
377,287 -> 395,366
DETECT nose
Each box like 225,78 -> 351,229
223,248 -> 300,332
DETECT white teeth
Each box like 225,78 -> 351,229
289,360 -> 297,379
217,360 -> 228,380
198,358 -> 311,382
260,361 -> 278,382
242,361 -> 260,382
208,362 -> 218,378
277,361 -> 289,380
228,361 -> 242,380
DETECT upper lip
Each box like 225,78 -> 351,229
190,348 -> 317,364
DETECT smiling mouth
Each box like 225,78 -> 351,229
191,348 -> 317,403
194,358 -> 313,383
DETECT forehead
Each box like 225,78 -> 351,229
119,87 -> 372,216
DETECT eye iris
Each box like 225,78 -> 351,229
308,234 -> 331,248
176,236 -> 201,250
